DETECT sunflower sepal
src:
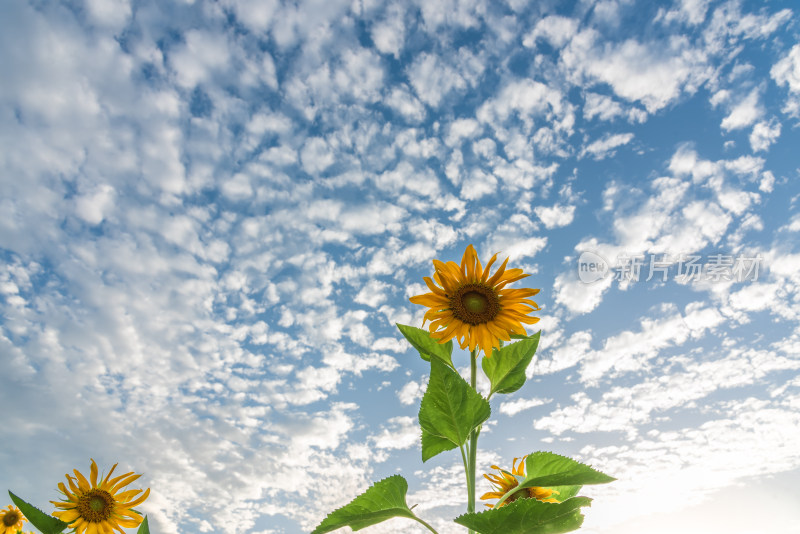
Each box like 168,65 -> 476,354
418,358 -> 491,461
454,496 -> 593,534
310,475 -> 429,534
396,323 -> 455,369
482,331 -> 540,398
136,515 -> 150,534
7,491 -> 68,534
494,452 -> 615,508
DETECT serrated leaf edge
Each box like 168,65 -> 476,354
484,332 -> 540,397
418,358 -> 490,447
453,495 -> 593,532
311,475 -> 415,534
492,452 -> 614,508
396,323 -> 455,368
8,490 -> 69,534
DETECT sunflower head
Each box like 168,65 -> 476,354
480,456 -> 560,508
50,458 -> 150,534
0,505 -> 27,534
409,244 -> 540,356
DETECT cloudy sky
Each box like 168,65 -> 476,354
2,0 -> 799,533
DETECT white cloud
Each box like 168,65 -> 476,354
334,48 -> 384,102
220,173 -> 254,201
300,137 -> 335,175
580,132 -> 634,160
385,86 -> 427,122
749,118 -> 781,152
554,268 -> 614,315
460,169 -> 497,201
578,303 -> 724,385
398,379 -> 425,405
170,30 -> 231,89
499,396 -> 553,416
771,44 -> 800,117
354,279 -> 391,307
369,416 -> 419,450
534,204 -> 576,228
656,0 -> 710,26
771,44 -> 800,93
477,79 -> 569,133
561,30 -> 709,112
538,343 -> 796,437
720,87 -> 763,131
522,15 -> 578,49
728,282 -> 781,312
446,118 -> 481,146
222,0 -> 280,33
371,6 -> 405,57
407,53 -> 467,107
583,92 -> 647,123
85,0 -> 132,30
74,184 -> 115,225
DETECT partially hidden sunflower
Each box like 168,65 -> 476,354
50,459 -> 150,534
481,456 -> 560,508
409,244 -> 540,356
0,505 -> 27,534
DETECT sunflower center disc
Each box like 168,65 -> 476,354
78,489 -> 114,522
3,513 -> 18,526
90,497 -> 106,512
462,291 -> 488,313
451,284 -> 499,325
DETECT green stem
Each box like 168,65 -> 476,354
467,348 -> 479,534
459,442 -> 471,499
413,515 -> 441,534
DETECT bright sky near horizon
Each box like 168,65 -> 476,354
2,0 -> 800,533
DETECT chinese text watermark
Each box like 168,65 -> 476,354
577,252 -> 763,284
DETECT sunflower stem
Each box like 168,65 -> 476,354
459,442 -> 471,502
413,515 -> 441,534
467,348 -> 479,534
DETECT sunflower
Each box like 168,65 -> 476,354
409,244 -> 540,356
50,459 -> 150,534
0,505 -> 27,534
480,456 -> 560,508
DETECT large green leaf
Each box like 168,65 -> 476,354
311,475 -> 417,533
421,427 -> 458,462
454,496 -> 592,534
418,358 -> 490,460
396,323 -> 454,368
496,452 -> 615,507
137,516 -> 151,534
482,332 -> 540,397
8,491 -> 69,534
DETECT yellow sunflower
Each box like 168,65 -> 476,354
481,456 -> 560,508
50,459 -> 150,534
0,505 -> 27,534
409,244 -> 540,356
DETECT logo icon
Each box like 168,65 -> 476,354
577,251 -> 609,284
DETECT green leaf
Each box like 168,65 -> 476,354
454,496 -> 592,534
418,358 -> 490,461
421,427 -> 458,462
8,491 -> 69,534
396,323 -> 454,368
137,516 -> 151,534
496,452 -> 615,507
482,332 -> 540,397
311,475 -> 417,533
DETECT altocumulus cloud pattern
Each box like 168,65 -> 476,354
1,0 -> 799,533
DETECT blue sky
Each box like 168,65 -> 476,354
1,0 -> 799,533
